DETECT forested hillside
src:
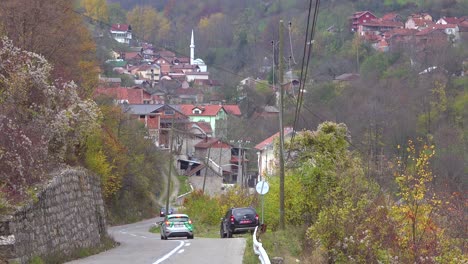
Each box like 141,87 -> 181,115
0,0 -> 167,224
101,0 -> 466,191
0,0 -> 466,262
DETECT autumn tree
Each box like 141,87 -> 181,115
0,0 -> 99,98
81,0 -> 109,23
127,5 -> 171,45
108,3 -> 127,25
390,139 -> 465,263
0,37 -> 100,200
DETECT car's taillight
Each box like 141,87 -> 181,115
165,221 -> 170,226
188,219 -> 192,224
255,214 -> 259,222
230,215 -> 235,223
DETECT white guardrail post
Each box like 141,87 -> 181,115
253,226 -> 271,264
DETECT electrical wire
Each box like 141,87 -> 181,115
288,21 -> 298,65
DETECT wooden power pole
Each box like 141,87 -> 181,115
278,20 -> 285,230
165,121 -> 174,217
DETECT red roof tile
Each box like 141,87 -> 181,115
254,127 -> 294,150
194,138 -> 230,149
431,24 -> 458,29
362,19 -> 404,28
351,11 -> 376,19
415,27 -> 444,36
381,12 -> 400,21
179,104 -> 224,116
94,87 -> 143,104
459,21 -> 468,31
441,17 -> 468,24
190,121 -> 213,134
124,52 -> 141,60
111,24 -> 130,31
384,28 -> 418,39
222,105 -> 242,116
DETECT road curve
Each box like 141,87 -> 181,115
66,217 -> 246,264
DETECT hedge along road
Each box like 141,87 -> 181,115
66,216 -> 246,264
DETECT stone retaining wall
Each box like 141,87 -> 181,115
0,167 -> 106,263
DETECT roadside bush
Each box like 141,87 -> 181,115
183,190 -> 222,226
218,185 -> 258,215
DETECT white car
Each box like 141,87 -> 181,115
160,214 -> 194,240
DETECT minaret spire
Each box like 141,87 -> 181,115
190,29 -> 195,65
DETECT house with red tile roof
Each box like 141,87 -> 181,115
124,104 -> 189,148
94,86 -> 168,105
182,137 -> 234,181
349,11 -> 378,32
130,64 -> 160,82
122,51 -> 142,62
154,55 -> 172,74
381,12 -> 403,22
188,121 -> 213,138
383,28 -> 418,49
179,104 -> 227,138
222,105 -> 242,117
94,87 -> 145,104
436,16 -> 468,25
414,27 -> 449,52
110,24 -> 132,45
405,18 -> 433,30
408,13 -> 433,21
358,19 -> 404,37
431,24 -> 460,42
254,127 -> 294,177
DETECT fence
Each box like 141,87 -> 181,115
253,226 -> 270,264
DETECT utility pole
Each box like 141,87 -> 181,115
202,145 -> 212,194
165,119 -> 174,217
237,140 -> 242,187
278,20 -> 286,230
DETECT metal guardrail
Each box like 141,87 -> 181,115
253,226 -> 270,264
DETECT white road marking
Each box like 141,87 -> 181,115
178,249 -> 185,254
153,241 -> 185,264
185,243 -> 191,246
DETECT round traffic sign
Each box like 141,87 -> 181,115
256,180 -> 269,195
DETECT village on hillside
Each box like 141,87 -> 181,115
95,10 -> 467,192
350,11 -> 467,53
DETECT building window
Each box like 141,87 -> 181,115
164,110 -> 175,115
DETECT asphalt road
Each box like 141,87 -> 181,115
66,217 -> 246,264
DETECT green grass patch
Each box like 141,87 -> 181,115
243,226 -> 306,264
177,175 -> 191,196
149,224 -> 161,233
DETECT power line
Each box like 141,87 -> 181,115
293,0 -> 321,134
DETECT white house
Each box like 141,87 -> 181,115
254,127 -> 294,179
110,24 -> 132,45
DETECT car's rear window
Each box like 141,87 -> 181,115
168,216 -> 189,222
233,208 -> 256,217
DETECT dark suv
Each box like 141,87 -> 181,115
220,207 -> 259,238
